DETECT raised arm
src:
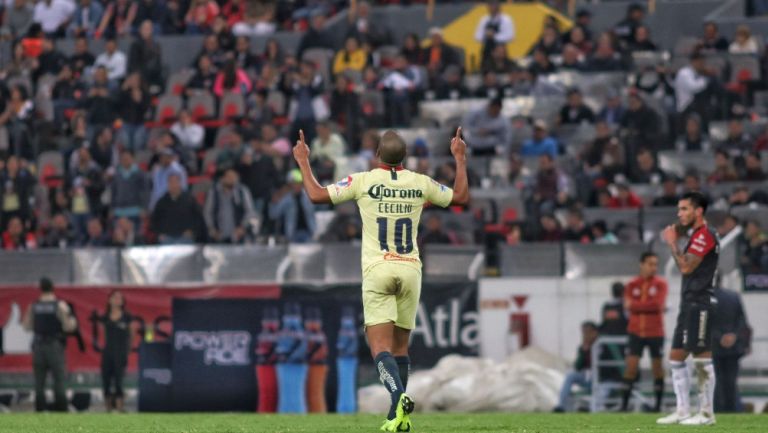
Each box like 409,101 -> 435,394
450,127 -> 469,206
662,225 -> 704,275
293,129 -> 331,204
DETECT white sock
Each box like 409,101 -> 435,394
670,360 -> 690,416
694,359 -> 716,416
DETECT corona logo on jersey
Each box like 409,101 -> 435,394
174,330 -> 251,366
367,184 -> 424,201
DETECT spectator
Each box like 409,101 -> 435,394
707,150 -> 739,184
597,91 -> 625,126
729,186 -> 751,209
68,0 -> 103,38
564,26 -> 593,56
2,0 -> 34,40
159,0 -> 184,35
674,52 -> 715,128
621,92 -> 660,153
712,286 -> 751,413
170,110 -> 204,151
233,36 -> 259,70
741,220 -> 768,273
2,215 -> 36,249
333,36 -> 367,76
110,150 -> 148,228
68,36 -> 95,76
675,113 -> 711,152
346,0 -> 389,48
728,25 -> 759,54
462,98 -> 512,156
261,38 -> 285,69
530,153 -> 570,214
85,65 -> 116,132
67,147 -> 104,235
221,0 -> 245,28
563,9 -> 593,45
420,214 -> 453,246
128,20 -> 163,91
0,85 -> 34,159
474,71 -> 504,99
553,321 -> 600,412
151,173 -> 203,244
311,121 -> 346,167
204,168 -> 255,244
537,214 -> 563,242
629,147 -> 664,184
213,59 -> 252,97
185,0 -> 219,34
296,12 -> 334,59
79,216 -> 109,246
380,55 -> 421,127
34,36 -> 67,80
134,0 -> 169,34
743,151 -> 766,181
0,155 -> 36,228
150,148 -> 187,209
699,21 -> 729,52
237,139 -> 278,216
529,25 -> 561,57
718,214 -> 740,237
118,72 -> 150,150
33,0 -> 75,38
482,44 -> 516,75
423,27 -> 463,83
559,88 -> 595,125
652,175 -> 680,207
521,120 -> 558,158
613,3 -> 645,48
269,169 -> 316,243
90,127 -> 117,170
283,60 -> 325,144
186,55 -> 217,96
600,281 -> 628,336
528,48 -> 556,76
111,216 -> 143,247
580,121 -> 624,181
607,183 -> 643,208
401,33 -> 423,66
194,34 -> 227,69
94,37 -> 127,82
434,65 -> 470,100
232,3 -> 275,37
587,33 -> 623,72
592,220 -> 619,244
563,208 -> 592,243
718,118 -> 753,159
346,129 -> 379,174
560,44 -> 587,72
475,0 -> 515,67
95,0 -> 136,39
42,212 -> 76,248
330,74 -> 363,148
628,25 -> 657,52
261,123 -> 291,158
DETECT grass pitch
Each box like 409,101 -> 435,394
0,413 -> 765,433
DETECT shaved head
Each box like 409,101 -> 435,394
378,130 -> 407,166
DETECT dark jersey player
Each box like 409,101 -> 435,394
657,192 -> 719,426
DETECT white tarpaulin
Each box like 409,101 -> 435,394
358,348 -> 568,413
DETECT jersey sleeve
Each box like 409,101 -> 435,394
424,176 -> 454,208
327,173 -> 363,204
687,228 -> 716,258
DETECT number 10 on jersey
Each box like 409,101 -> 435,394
377,217 -> 414,254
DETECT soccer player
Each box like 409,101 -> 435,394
293,128 -> 469,432
621,252 -> 668,412
657,192 -> 719,425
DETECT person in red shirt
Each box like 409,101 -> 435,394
608,183 -> 643,208
621,251 -> 668,412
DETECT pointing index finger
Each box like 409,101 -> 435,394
455,126 -> 462,139
299,129 -> 305,144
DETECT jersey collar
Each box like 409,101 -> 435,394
378,163 -> 404,171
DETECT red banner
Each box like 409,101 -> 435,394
0,285 -> 280,373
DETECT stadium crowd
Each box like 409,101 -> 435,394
0,1 -> 766,272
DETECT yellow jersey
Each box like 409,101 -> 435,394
327,166 -> 454,274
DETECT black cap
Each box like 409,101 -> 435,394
576,9 -> 592,18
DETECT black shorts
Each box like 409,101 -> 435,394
671,303 -> 713,354
627,334 -> 664,358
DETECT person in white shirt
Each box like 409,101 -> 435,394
33,0 -> 75,36
674,52 -> 712,115
728,25 -> 759,55
170,110 -> 204,150
474,0 -> 515,67
94,37 -> 127,81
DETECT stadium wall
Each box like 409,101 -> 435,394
479,277 -> 768,370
